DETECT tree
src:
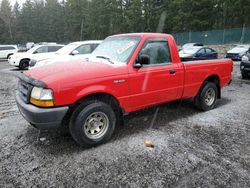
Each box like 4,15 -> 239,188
0,0 -> 13,42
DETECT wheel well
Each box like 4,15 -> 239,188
7,53 -> 13,58
73,93 -> 124,125
20,58 -> 30,63
204,75 -> 221,98
76,93 -> 117,106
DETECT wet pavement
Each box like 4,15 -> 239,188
0,60 -> 249,187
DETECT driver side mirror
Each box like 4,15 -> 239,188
134,54 -> 150,68
71,50 -> 79,56
33,51 -> 38,54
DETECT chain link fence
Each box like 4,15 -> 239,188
173,26 -> 250,45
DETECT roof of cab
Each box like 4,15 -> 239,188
70,40 -> 103,45
109,33 -> 172,38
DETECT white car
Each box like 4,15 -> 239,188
179,43 -> 203,51
8,44 -> 64,69
226,44 -> 250,61
0,45 -> 18,59
29,40 -> 102,68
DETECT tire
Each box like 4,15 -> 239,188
19,59 -> 29,70
194,81 -> 218,111
241,71 -> 248,79
69,101 -> 116,147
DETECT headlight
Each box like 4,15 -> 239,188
30,87 -> 54,107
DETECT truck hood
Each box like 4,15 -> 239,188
24,57 -> 128,86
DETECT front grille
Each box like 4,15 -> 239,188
18,79 -> 33,103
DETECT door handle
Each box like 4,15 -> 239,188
169,70 -> 176,74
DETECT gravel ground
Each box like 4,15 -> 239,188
0,60 -> 249,187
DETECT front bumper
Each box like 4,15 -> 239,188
16,94 -> 69,129
8,58 -> 17,66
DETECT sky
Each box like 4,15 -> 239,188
0,0 -> 27,7
10,0 -> 26,6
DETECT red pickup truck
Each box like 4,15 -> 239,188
16,33 -> 233,147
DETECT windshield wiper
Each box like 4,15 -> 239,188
96,55 -> 114,64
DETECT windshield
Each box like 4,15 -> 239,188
55,43 -> 79,55
26,46 -> 40,54
92,36 -> 140,63
180,47 -> 200,54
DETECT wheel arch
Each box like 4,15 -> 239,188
20,58 -> 30,63
203,74 -> 221,99
71,92 -> 124,126
7,53 -> 13,59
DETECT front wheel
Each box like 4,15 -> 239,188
69,101 -> 116,147
194,82 -> 218,111
19,59 -> 29,70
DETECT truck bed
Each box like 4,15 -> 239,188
181,59 -> 233,99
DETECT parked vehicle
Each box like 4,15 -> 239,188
29,41 -> 102,68
8,44 -> 64,70
179,43 -> 203,51
179,46 -> 218,61
240,50 -> 250,78
16,33 -> 233,147
226,44 -> 250,61
0,45 -> 18,59
26,42 -> 35,50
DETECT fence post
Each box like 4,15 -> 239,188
240,24 -> 246,44
222,29 -> 225,44
188,31 -> 191,43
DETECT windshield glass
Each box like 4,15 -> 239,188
92,36 -> 140,63
26,46 -> 40,54
181,48 -> 200,54
55,43 -> 79,55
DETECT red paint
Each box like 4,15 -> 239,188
25,33 -> 233,113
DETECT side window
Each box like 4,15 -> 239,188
205,48 -> 213,53
0,46 -> 15,50
48,46 -> 62,52
139,40 -> 171,65
75,44 -> 92,54
197,48 -> 205,54
91,44 -> 99,52
34,46 -> 48,54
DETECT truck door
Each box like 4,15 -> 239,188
128,38 -> 184,110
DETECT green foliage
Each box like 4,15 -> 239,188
0,0 -> 249,44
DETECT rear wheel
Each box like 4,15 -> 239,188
194,81 -> 218,111
19,59 -> 29,70
69,101 -> 116,147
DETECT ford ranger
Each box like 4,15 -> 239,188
16,33 -> 233,147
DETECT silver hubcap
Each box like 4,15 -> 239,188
83,112 -> 109,140
204,88 -> 216,106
